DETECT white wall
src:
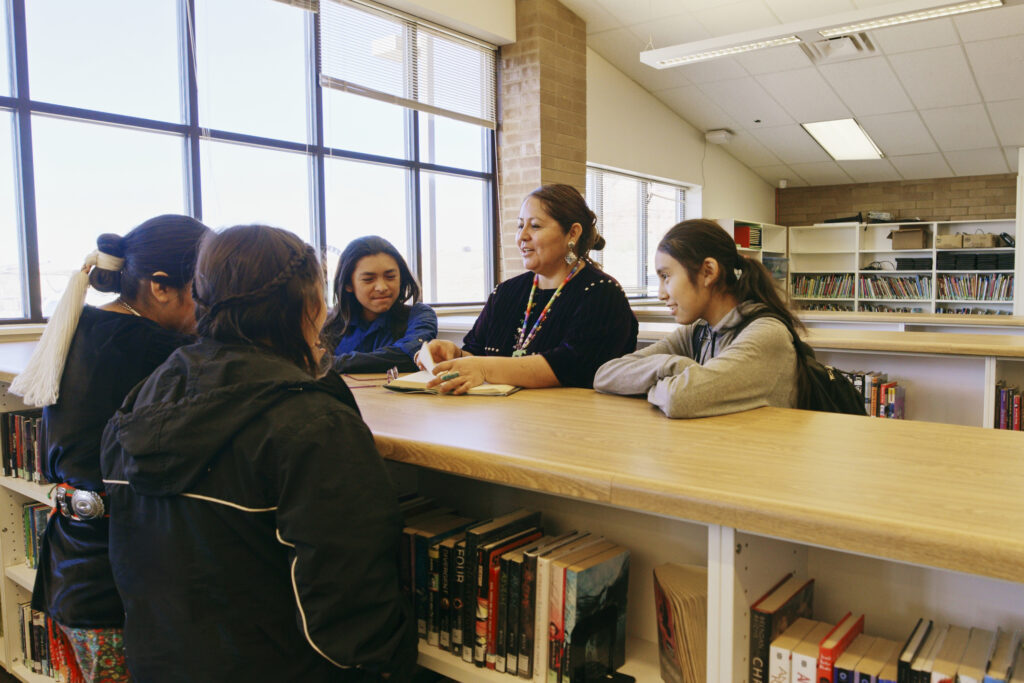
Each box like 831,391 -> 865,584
379,0 -> 515,45
587,48 -> 775,224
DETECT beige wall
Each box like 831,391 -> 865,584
380,0 -> 516,44
586,49 -> 775,225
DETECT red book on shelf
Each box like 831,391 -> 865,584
817,612 -> 864,683
734,226 -> 751,248
1014,394 -> 1021,431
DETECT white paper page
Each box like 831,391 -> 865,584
418,340 -> 436,373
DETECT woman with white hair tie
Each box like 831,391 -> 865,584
10,214 -> 209,683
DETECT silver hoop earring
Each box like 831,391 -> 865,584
565,242 -> 578,265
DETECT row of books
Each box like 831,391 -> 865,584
860,304 -> 927,313
936,306 -> 1011,315
17,603 -> 73,680
792,274 -> 855,299
845,371 -> 906,420
797,302 -> 855,312
995,381 -> 1023,431
653,563 -> 707,683
1,408 -> 48,483
858,275 -> 932,300
399,496 -> 630,682
23,501 -> 48,570
936,273 -> 1013,302
734,225 -> 762,249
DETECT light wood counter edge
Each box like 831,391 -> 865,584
608,476 -> 1023,584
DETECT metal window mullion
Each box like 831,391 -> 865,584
10,0 -> 40,321
637,180 -> 647,294
309,9 -> 326,253
183,0 -> 202,219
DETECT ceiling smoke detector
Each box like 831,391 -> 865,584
705,129 -> 734,145
801,33 -> 876,63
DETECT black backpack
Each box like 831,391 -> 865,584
692,313 -> 867,416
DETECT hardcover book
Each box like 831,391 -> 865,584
479,527 -> 543,669
834,633 -> 876,683
898,618 -> 933,683
855,637 -> 900,683
818,613 -> 865,683
958,628 -> 998,683
910,622 -> 946,683
749,573 -> 815,683
560,546 -> 630,683
929,624 -> 970,683
653,563 -> 709,683
792,621 -> 835,683
984,628 -> 1021,683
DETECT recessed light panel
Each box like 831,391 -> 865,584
801,119 -> 884,160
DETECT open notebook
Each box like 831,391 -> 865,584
383,342 -> 520,396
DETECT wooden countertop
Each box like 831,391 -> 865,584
436,315 -> 1024,358
352,384 -> 1024,583
631,306 -> 1024,327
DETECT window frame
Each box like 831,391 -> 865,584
586,163 -> 692,298
0,0 -> 498,323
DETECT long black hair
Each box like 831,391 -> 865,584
90,214 -> 210,299
193,225 -> 325,376
658,219 -> 811,404
527,184 -> 606,260
321,235 -> 420,351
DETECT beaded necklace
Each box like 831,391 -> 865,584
512,260 -> 583,357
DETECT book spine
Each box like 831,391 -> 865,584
463,536 -> 480,663
415,535 -> 429,639
427,541 -> 442,646
561,568 -> 578,683
546,564 -> 566,683
494,555 -> 510,671
1014,394 -> 1021,431
749,609 -> 772,683
519,553 -> 539,678
507,557 -> 522,676
768,643 -> 793,683
533,557 -> 553,683
474,546 -> 489,667
453,540 -> 467,659
439,541 -> 452,650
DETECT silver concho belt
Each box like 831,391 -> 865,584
54,485 -> 107,521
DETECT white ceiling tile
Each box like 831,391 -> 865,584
944,148 -> 1011,175
965,35 -> 1024,103
787,160 -> 854,185
818,57 -> 913,117
954,3 -> 1024,42
1005,147 -> 1020,173
869,18 -> 959,54
920,104 -> 999,151
762,0 -> 857,23
560,0 -> 621,34
888,153 -> 954,179
673,0 -> 749,12
751,124 -> 831,163
628,12 -> 710,48
888,45 -> 982,109
735,44 -> 813,74
750,164 -> 809,187
836,158 -> 901,183
654,84 -> 742,133
698,77 -> 795,128
988,100 -> 1024,147
675,57 -> 749,84
596,0 -> 698,25
858,111 -> 937,156
852,0 -> 909,7
692,0 -> 782,36
723,130 -> 784,167
755,68 -> 851,122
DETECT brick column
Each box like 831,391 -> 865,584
497,0 -> 586,280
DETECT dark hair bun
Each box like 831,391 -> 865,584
592,234 -> 606,251
89,232 -> 125,293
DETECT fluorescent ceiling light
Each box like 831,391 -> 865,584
802,119 -> 883,160
640,0 -> 1008,70
819,0 -> 1002,37
653,36 -> 800,68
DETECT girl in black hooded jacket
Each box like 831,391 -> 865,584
100,225 -> 417,682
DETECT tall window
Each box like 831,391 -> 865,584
0,0 -> 497,322
586,166 -> 689,297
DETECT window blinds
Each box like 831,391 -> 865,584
319,0 -> 497,129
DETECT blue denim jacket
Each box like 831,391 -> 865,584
332,302 -> 438,373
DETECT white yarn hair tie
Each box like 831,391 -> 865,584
734,268 -> 743,281
9,249 -> 121,406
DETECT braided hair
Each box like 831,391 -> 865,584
194,225 -> 325,375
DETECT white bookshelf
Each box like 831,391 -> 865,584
788,219 -> 1018,315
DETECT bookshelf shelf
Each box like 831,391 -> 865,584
10,662 -> 56,683
416,636 -> 660,682
5,565 -> 34,592
0,478 -> 51,507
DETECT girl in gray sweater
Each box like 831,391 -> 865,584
594,219 -> 802,418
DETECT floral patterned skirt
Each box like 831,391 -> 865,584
55,623 -> 130,683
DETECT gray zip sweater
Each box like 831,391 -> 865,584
593,302 -> 798,418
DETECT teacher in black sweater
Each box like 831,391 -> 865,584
420,184 -> 638,393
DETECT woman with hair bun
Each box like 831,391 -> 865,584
419,183 -> 637,393
594,218 -> 800,418
10,214 -> 210,682
101,225 -> 417,682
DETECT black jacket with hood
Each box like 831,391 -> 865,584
100,339 -> 417,682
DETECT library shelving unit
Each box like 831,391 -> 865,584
713,218 -> 789,287
789,218 -> 1019,315
0,377 -> 56,683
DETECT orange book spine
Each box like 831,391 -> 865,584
817,614 -> 864,683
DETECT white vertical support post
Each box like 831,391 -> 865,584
707,523 -> 735,682
1016,148 -> 1023,316
984,355 -> 997,428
